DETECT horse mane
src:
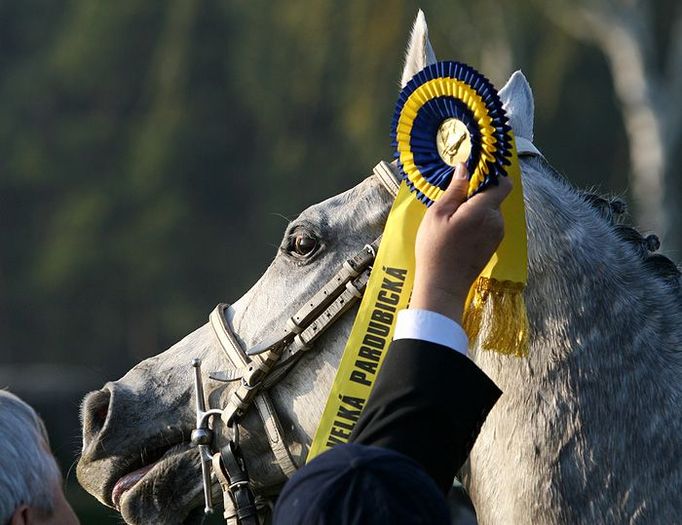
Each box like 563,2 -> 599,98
526,154 -> 681,291
579,191 -> 682,291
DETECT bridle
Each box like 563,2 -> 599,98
190,142 -> 541,524
190,160 -> 401,524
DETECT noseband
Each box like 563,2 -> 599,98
189,145 -> 540,523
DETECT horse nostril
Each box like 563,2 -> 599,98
94,403 -> 108,428
82,388 -> 112,445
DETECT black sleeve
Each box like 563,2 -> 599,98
349,338 -> 502,494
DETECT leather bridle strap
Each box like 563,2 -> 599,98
200,150 -> 548,522
515,136 -> 543,158
206,161 -> 401,471
209,305 -> 298,477
210,240 -> 378,403
207,242 -> 379,477
202,161 -> 401,523
373,160 -> 401,196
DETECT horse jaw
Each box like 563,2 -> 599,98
77,322 -> 220,525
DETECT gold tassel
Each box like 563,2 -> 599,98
462,276 -> 529,357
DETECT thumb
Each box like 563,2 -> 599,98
433,163 -> 469,215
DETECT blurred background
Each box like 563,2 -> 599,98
1,0 -> 680,522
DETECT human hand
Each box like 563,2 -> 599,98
410,163 -> 512,323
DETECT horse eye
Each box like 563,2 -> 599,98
292,234 -> 318,257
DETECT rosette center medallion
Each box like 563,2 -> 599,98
436,118 -> 471,166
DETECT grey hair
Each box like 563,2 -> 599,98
0,389 -> 61,522
524,154 -> 681,290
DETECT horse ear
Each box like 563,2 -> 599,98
400,10 -> 437,88
499,70 -> 535,141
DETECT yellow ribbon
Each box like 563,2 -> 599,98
307,64 -> 528,462
307,183 -> 423,460
463,137 -> 528,356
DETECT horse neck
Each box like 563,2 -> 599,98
465,159 -> 682,522
521,158 -> 682,381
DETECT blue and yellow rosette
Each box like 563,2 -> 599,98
390,60 -> 529,356
307,61 -> 528,462
391,61 -> 512,203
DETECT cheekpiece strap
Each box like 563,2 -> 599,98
515,136 -> 543,158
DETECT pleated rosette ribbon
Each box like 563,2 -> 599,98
307,61 -> 528,462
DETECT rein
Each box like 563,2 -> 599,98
190,161 -> 400,524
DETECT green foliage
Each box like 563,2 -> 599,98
0,0 -> 631,367
0,0 -> 640,520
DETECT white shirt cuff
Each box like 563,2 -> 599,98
393,309 -> 468,355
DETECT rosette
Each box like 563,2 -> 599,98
308,59 -> 529,463
391,61 -> 512,205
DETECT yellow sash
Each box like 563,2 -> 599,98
307,61 -> 527,461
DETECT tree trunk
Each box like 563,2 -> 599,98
543,1 -> 682,255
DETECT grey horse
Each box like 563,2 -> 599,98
77,12 -> 682,525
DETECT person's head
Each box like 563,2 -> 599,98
0,390 -> 79,525
273,444 -> 450,524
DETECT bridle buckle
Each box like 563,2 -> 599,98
191,358 -> 261,524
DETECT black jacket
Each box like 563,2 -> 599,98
349,338 -> 502,494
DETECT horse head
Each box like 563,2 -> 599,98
76,155 -> 396,523
77,11 -> 682,525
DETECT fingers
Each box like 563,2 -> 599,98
432,163 -> 469,215
467,172 -> 513,210
433,163 -> 514,215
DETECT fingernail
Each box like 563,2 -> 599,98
454,163 -> 467,180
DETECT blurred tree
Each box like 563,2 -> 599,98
544,0 -> 682,254
0,1 -> 644,521
0,0 -> 634,367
